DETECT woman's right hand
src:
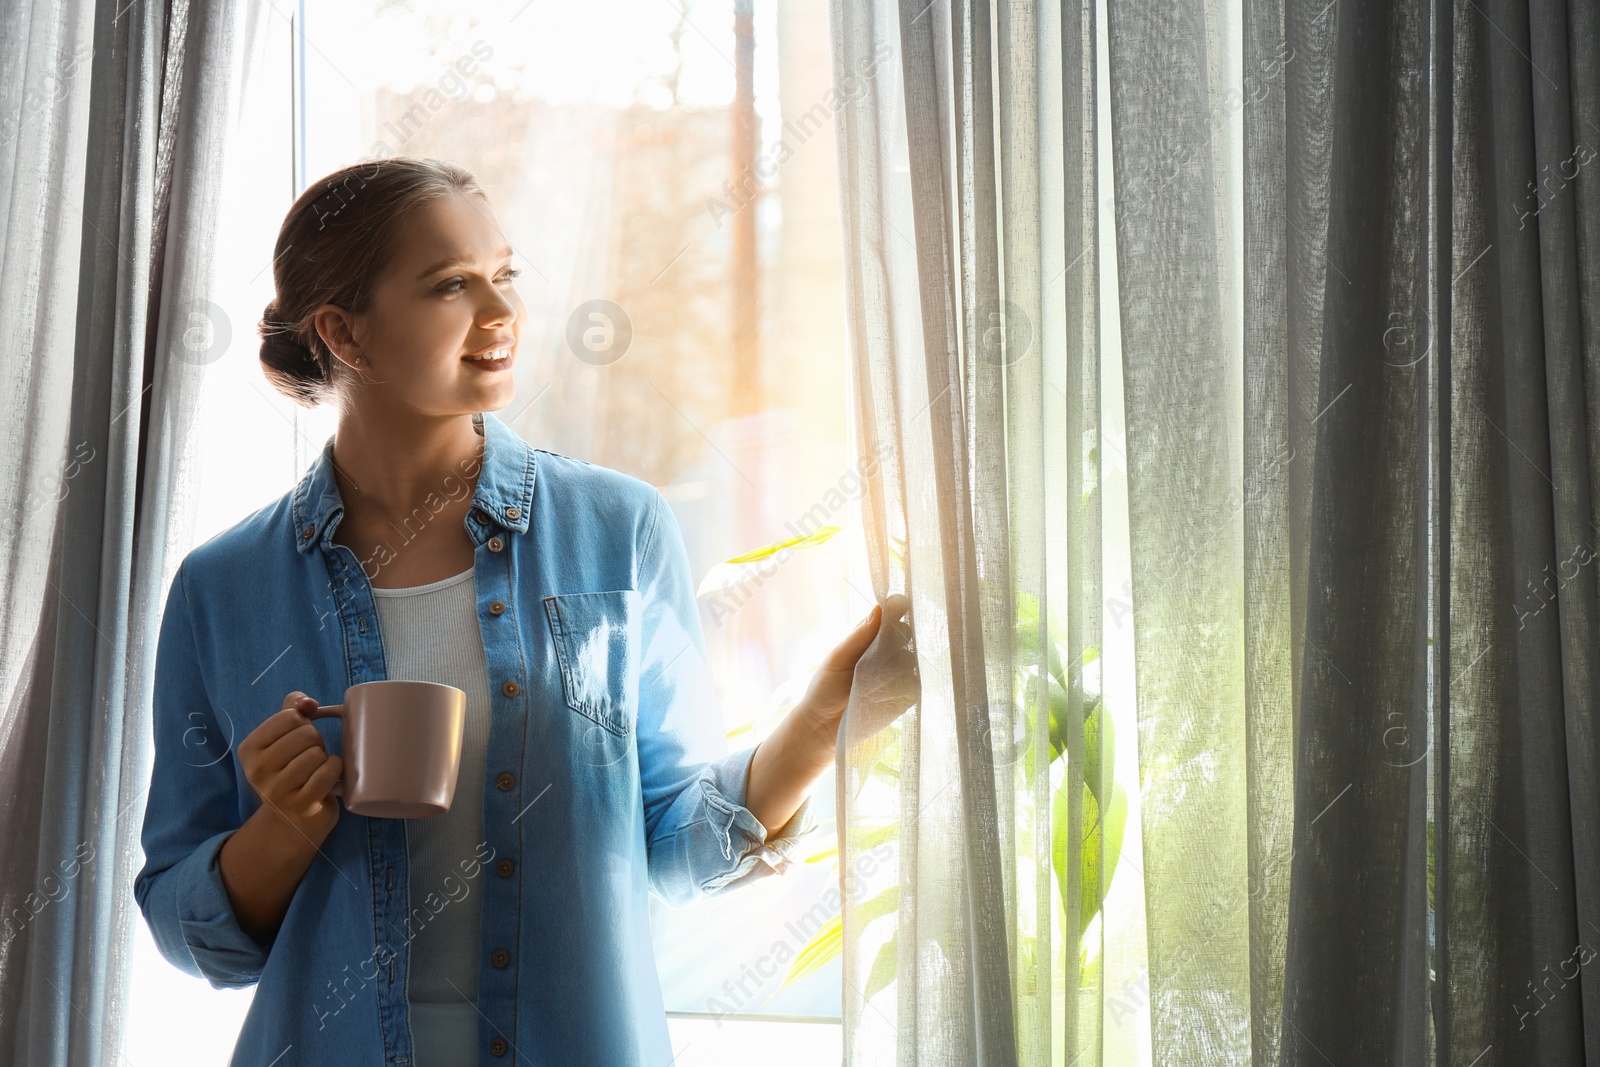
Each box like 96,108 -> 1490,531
237,691 -> 345,845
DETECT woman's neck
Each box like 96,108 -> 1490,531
329,410 -> 483,524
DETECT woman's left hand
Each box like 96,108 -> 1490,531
795,603 -> 883,730
743,600 -> 906,834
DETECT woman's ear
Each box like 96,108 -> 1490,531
312,303 -> 364,368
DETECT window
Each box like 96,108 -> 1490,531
125,2 -> 864,1062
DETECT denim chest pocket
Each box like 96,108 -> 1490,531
542,589 -> 641,737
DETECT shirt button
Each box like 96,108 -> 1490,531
491,949 -> 511,968
489,1037 -> 508,1057
300,525 -> 313,539
505,506 -> 521,521
472,509 -> 489,525
487,536 -> 504,552
489,600 -> 507,616
501,680 -> 520,697
497,772 -> 516,791
497,859 -> 514,877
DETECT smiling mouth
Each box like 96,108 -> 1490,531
463,345 -> 513,369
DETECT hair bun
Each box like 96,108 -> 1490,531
258,302 -> 327,407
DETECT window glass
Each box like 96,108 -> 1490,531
126,1 -> 863,1061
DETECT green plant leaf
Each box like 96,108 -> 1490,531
804,820 -> 900,864
1427,817 -> 1435,911
1087,783 -> 1127,933
780,885 -> 899,990
1084,698 -> 1113,808
863,936 -> 898,1001
1052,780 -> 1076,930
856,729 -> 902,796
780,917 -> 842,992
727,526 -> 844,564
1050,697 -> 1126,937
695,526 -> 844,599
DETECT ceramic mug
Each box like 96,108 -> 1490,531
309,680 -> 466,819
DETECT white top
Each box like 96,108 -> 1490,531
372,567 -> 492,1066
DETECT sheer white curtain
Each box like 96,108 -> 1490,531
825,0 -> 1458,1064
827,0 -> 1113,1062
0,1 -> 269,1062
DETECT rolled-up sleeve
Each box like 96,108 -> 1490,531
133,563 -> 269,988
634,488 -> 819,908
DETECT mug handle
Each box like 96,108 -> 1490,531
307,703 -> 345,798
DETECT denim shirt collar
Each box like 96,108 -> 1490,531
289,410 -> 536,552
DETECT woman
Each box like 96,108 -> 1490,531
134,157 -> 884,1066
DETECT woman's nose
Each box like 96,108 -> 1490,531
479,283 -> 518,327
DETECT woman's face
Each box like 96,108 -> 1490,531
320,191 -> 524,419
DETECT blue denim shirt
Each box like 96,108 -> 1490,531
134,411 -> 818,1066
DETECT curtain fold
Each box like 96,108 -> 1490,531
1257,0 -> 1434,1061
1105,0 -> 1258,1057
1448,0 -> 1600,1061
1054,0 -> 1103,1055
829,0 -> 1600,1064
0,1 -> 268,1063
830,0 -> 1097,1063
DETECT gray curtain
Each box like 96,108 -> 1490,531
0,0 -> 268,1063
1241,0 -> 1432,1061
828,0 -> 1600,1064
1446,0 -> 1600,1062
